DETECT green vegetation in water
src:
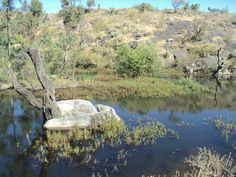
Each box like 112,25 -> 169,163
142,147 -> 236,177
214,117 -> 236,150
32,117 -> 178,175
175,147 -> 236,177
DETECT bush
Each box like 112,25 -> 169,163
0,57 -> 8,83
191,3 -> 200,12
134,3 -> 156,12
184,148 -> 236,177
188,43 -> 217,58
116,44 -> 162,78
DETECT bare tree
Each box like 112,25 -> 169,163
212,48 -> 224,77
171,0 -> 185,12
191,18 -> 205,42
8,48 -> 62,122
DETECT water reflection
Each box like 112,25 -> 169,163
0,92 -> 42,177
0,79 -> 236,177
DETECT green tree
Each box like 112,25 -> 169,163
87,0 -> 95,9
191,3 -> 200,12
0,0 -> 15,58
30,0 -> 43,17
183,2 -> 189,11
59,0 -> 82,78
134,3 -> 155,12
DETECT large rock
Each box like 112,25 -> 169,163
44,116 -> 91,130
44,99 -> 121,130
56,99 -> 98,118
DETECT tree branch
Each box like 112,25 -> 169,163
26,48 -> 56,101
7,68 -> 43,111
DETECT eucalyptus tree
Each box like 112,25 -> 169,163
59,0 -> 82,77
87,0 -> 95,11
0,0 -> 15,58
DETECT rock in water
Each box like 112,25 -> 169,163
56,99 -> 98,118
44,99 -> 121,130
44,116 -> 91,130
96,104 -> 121,120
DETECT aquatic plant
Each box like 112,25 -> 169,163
32,117 -> 178,176
184,147 -> 236,177
214,117 -> 236,149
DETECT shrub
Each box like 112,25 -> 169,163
134,3 -> 155,12
184,148 -> 236,177
208,7 -> 228,13
191,3 -> 200,12
188,43 -> 217,58
116,44 -> 163,78
0,57 -> 8,83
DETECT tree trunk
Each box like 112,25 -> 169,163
212,48 -> 224,77
8,48 -> 62,121
6,8 -> 11,58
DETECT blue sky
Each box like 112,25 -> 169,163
18,0 -> 236,13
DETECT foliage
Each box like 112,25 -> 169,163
0,56 -> 8,82
56,77 -> 213,101
134,3 -> 155,12
188,43 -> 217,58
59,6 -> 82,30
1,0 -> 14,10
116,44 -> 163,78
191,18 -> 205,42
30,0 -> 43,17
174,78 -> 212,95
34,118 -> 171,161
183,2 -> 189,11
190,3 -> 200,12
87,0 -> 95,9
214,117 -> 236,149
184,148 -> 236,177
208,7 -> 228,13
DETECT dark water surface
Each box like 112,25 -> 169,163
0,79 -> 236,177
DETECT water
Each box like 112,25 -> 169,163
0,80 -> 236,177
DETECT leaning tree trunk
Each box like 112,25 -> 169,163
8,48 -> 62,122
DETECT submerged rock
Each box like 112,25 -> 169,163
44,99 -> 121,130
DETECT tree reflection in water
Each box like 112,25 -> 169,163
0,92 -> 42,177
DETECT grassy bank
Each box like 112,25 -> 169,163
56,76 -> 213,100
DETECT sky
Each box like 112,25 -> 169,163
18,0 -> 236,13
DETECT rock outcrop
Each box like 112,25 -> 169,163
44,99 -> 121,130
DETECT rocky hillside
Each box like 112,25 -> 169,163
40,9 -> 236,75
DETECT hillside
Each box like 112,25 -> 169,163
0,7 -> 236,90
39,9 -> 236,74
